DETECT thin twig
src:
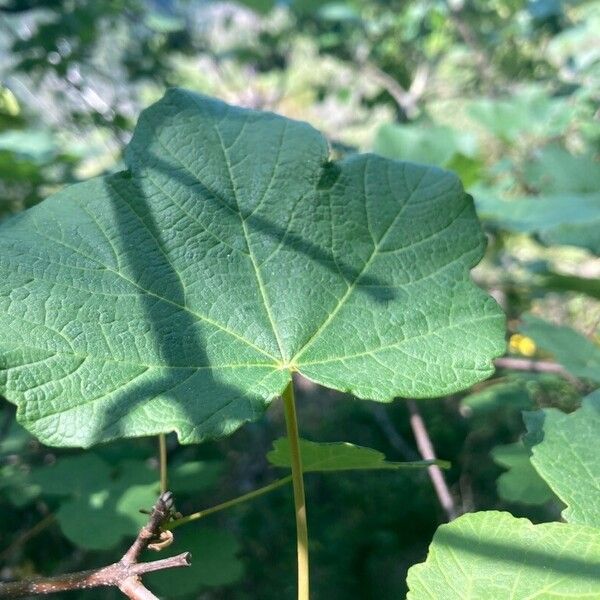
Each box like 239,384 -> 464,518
0,513 -> 56,562
494,357 -> 576,382
363,63 -> 429,118
369,404 -> 419,461
406,400 -> 460,521
0,492 -> 190,599
446,1 -> 495,87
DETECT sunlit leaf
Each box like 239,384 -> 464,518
407,511 -> 600,600
524,390 -> 600,527
0,89 -> 504,446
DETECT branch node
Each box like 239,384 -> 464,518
0,491 -> 187,599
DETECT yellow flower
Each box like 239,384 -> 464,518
509,334 -> 537,357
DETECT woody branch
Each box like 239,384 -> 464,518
0,491 -> 190,600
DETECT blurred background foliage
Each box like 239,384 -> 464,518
0,0 -> 598,598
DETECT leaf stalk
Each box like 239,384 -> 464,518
158,434 -> 168,494
282,380 -> 309,600
166,475 -> 292,530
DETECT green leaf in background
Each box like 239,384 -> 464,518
0,130 -> 58,163
546,3 -> 600,76
145,525 -> 244,595
0,465 -> 41,508
25,454 -> 223,549
538,270 -> 600,300
373,123 -> 481,186
29,455 -> 158,550
235,0 -> 276,14
475,190 -> 600,255
0,418 -> 31,456
406,511 -> 600,600
491,441 -> 554,505
143,12 -> 186,33
524,390 -> 600,527
168,460 -> 223,495
519,314 -> 600,382
374,123 -> 478,166
467,91 -> 573,142
0,89 -> 504,446
0,420 -> 39,507
267,438 -> 447,471
460,377 -> 532,416
523,145 -> 600,194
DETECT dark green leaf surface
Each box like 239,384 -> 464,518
26,454 -> 221,549
145,525 -> 244,595
0,89 -> 504,446
406,511 -> 600,600
267,437 -> 446,471
491,441 -> 554,505
460,377 -> 532,416
538,271 -> 600,300
29,455 -> 158,549
168,460 -> 223,494
525,390 -> 600,527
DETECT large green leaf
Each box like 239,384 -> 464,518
406,511 -> 600,600
519,314 -> 600,383
524,390 -> 600,527
267,438 -> 447,471
0,89 -> 504,446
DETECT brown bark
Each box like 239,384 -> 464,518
0,492 -> 190,599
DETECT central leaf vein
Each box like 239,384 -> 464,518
214,119 -> 287,362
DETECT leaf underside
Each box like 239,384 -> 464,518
408,393 -> 600,599
407,511 -> 600,600
0,89 -> 504,446
525,389 -> 600,527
